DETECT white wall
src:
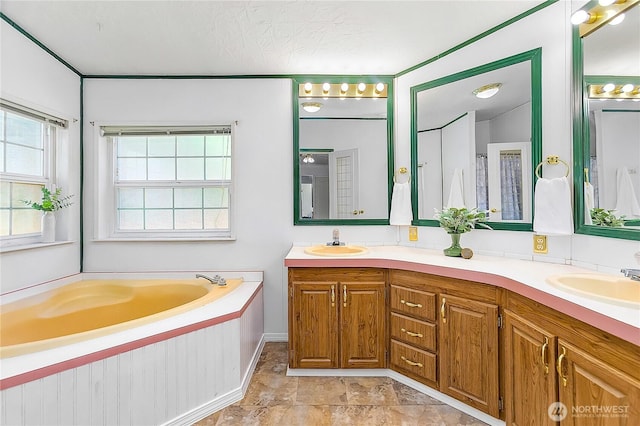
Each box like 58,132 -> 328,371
0,20 -> 81,293
83,78 -> 293,334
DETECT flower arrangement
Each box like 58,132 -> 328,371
590,208 -> 624,227
22,187 -> 74,212
434,207 -> 492,234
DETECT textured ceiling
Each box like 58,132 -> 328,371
1,1 -> 547,76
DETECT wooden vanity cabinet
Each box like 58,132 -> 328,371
288,268 -> 386,369
504,292 -> 640,425
388,270 -> 500,417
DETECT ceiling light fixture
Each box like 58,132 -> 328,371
473,83 -> 502,99
301,102 -> 323,113
302,153 -> 315,164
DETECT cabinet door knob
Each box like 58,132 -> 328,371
440,297 -> 446,323
401,356 -> 423,368
556,346 -> 568,387
541,336 -> 549,375
401,328 -> 423,338
400,299 -> 422,308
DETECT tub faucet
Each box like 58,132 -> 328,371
328,228 -> 344,246
621,268 -> 640,281
196,274 -> 227,286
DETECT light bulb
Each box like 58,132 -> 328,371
340,83 -> 349,94
609,13 -> 625,25
375,83 -> 385,94
598,0 -> 615,6
602,83 -> 616,93
322,82 -> 330,93
357,83 -> 366,94
621,84 -> 634,93
304,82 -> 312,93
571,10 -> 591,25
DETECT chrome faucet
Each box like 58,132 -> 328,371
328,228 -> 344,246
196,274 -> 227,286
621,269 -> 640,281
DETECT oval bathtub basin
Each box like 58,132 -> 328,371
545,273 -> 640,307
304,245 -> 368,256
0,278 -> 243,358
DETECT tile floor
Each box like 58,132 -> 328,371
194,342 -> 487,426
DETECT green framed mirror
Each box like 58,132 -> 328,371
293,76 -> 394,225
410,49 -> 542,230
572,0 -> 640,240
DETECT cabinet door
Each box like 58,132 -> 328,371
439,294 -> 499,417
290,281 -> 339,368
340,281 -> 386,368
504,310 -> 557,426
557,340 -> 640,425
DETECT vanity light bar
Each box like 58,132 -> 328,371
573,0 -> 639,37
298,83 -> 387,98
589,84 -> 640,99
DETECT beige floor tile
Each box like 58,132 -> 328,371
345,377 -> 399,406
295,376 -> 348,405
392,380 -> 444,405
239,374 -> 298,406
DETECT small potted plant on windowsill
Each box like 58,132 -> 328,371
22,187 -> 73,243
590,208 -> 625,227
434,207 -> 491,257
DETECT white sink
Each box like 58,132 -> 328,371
545,273 -> 640,307
304,245 -> 368,257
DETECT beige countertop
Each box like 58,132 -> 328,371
284,245 -> 639,346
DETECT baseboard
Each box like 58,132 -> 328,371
264,332 -> 288,342
166,334 -> 266,426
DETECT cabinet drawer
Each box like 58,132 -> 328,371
391,340 -> 437,383
391,312 -> 436,352
390,285 -> 436,321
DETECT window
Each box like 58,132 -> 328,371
102,125 -> 233,239
0,100 -> 63,244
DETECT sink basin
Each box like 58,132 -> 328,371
546,273 -> 640,307
304,245 -> 368,257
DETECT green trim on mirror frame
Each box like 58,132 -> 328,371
410,48 -> 542,231
572,23 -> 640,240
292,75 -> 395,225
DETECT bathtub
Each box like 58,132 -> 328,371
1,277 -> 244,358
0,271 -> 264,426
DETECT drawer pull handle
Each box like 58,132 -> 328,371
440,297 -> 446,323
401,356 -> 423,368
556,346 -> 568,387
331,285 -> 335,307
541,336 -> 549,375
400,299 -> 422,308
401,328 -> 423,338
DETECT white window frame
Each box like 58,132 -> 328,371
94,123 -> 235,241
0,100 -> 62,247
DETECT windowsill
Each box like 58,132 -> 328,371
0,240 -> 75,254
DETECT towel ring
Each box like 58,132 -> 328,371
394,167 -> 411,183
535,156 -> 570,179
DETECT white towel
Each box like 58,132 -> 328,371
614,166 -> 640,218
389,181 -> 413,225
584,181 -> 594,225
533,176 -> 573,235
446,168 -> 465,208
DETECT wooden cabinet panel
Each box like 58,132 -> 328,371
390,284 -> 436,321
290,281 -> 338,368
340,282 -> 386,368
557,340 -> 640,425
391,339 -> 437,385
504,310 -> 557,426
440,294 -> 499,417
390,312 -> 436,352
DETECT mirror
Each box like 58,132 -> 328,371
411,49 -> 542,230
573,1 -> 640,239
293,77 -> 394,225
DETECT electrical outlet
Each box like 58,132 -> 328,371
533,234 -> 547,254
409,226 -> 418,241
